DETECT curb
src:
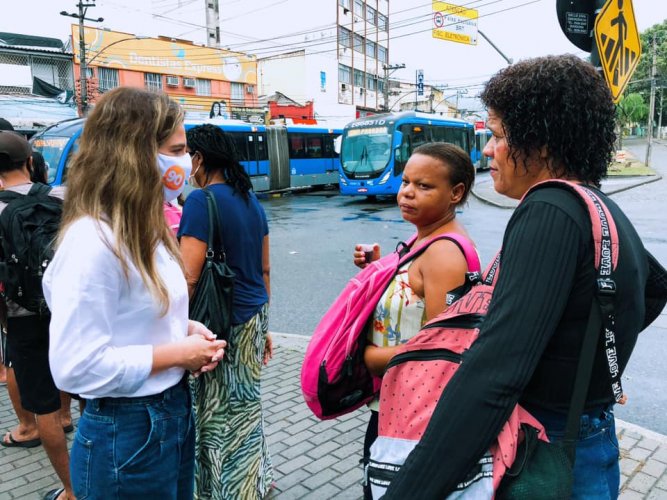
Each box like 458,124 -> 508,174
471,174 -> 663,210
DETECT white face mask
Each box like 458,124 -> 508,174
157,152 -> 192,201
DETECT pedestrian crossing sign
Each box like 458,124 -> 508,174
594,0 -> 642,103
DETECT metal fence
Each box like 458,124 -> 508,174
0,50 -> 74,94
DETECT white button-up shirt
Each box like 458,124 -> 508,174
43,216 -> 188,399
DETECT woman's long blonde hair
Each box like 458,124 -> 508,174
59,87 -> 183,313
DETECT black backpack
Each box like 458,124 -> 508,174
0,183 -> 63,316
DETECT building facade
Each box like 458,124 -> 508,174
0,32 -> 77,133
71,25 -> 259,121
336,0 -> 389,114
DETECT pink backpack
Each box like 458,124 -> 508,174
301,233 -> 481,420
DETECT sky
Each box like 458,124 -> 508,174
1,0 -> 665,111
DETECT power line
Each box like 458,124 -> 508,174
87,0 -> 516,61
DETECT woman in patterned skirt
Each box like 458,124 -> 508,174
178,124 -> 273,499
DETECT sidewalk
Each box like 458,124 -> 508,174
471,171 -> 662,209
2,334 -> 667,499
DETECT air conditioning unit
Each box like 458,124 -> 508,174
166,75 -> 179,87
183,77 -> 196,88
246,85 -> 255,94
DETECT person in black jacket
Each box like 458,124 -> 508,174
383,54 -> 667,499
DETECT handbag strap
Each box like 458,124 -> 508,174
202,188 -> 227,263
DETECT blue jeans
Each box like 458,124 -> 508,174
71,379 -> 195,500
527,405 -> 620,500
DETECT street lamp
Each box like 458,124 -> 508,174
87,36 -> 150,66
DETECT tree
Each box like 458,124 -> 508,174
622,21 -> 667,133
616,92 -> 648,148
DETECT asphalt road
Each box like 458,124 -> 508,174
259,137 -> 667,434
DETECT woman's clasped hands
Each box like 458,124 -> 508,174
186,320 -> 226,377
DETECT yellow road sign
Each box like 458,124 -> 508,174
432,1 -> 478,46
594,0 -> 642,103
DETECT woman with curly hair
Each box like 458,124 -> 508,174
382,55 -> 666,499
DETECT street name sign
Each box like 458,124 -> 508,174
432,1 -> 479,45
594,0 -> 642,103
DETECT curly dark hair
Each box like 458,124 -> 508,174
186,124 -> 253,200
480,54 -> 616,187
413,142 -> 475,206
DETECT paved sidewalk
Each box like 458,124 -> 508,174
2,334 -> 667,499
471,171 -> 662,209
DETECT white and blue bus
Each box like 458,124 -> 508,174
471,128 -> 492,171
338,111 -> 475,197
30,118 -> 341,192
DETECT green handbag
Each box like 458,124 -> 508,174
496,424 -> 574,499
188,189 -> 235,342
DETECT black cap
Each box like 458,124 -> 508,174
0,118 -> 14,131
0,130 -> 32,163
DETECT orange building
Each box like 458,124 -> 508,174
71,25 -> 259,119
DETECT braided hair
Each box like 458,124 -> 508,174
186,124 -> 253,200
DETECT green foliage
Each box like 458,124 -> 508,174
626,20 -> 667,97
617,92 -> 648,125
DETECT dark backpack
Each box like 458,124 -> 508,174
0,183 -> 63,316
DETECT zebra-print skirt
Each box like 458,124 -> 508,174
192,303 -> 274,499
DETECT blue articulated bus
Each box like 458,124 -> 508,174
30,118 -> 342,192
338,111 -> 475,197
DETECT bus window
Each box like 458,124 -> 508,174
305,135 -> 323,158
256,133 -> 268,161
442,127 -> 468,151
288,133 -> 306,158
230,132 -> 249,161
61,137 -> 80,184
322,134 -> 340,159
31,136 -> 70,184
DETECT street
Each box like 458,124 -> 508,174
261,137 -> 667,435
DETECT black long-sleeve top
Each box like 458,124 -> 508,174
384,186 -> 655,499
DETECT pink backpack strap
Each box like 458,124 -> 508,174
523,179 -> 619,271
399,232 -> 481,273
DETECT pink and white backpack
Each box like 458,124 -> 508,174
301,233 -> 481,420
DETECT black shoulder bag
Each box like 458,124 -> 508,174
188,189 -> 235,341
497,184 -> 622,499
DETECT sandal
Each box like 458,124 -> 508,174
1,431 -> 41,448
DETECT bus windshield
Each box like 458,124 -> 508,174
31,136 -> 71,184
341,125 -> 392,178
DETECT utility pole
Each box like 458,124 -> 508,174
382,63 -> 405,112
60,2 -> 104,115
658,87 -> 664,140
205,0 -> 220,48
646,35 -> 657,167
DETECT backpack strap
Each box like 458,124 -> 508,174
27,182 -> 54,197
397,232 -> 481,273
0,183 -> 54,203
524,179 -> 622,457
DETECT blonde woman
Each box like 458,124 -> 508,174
43,87 -> 225,499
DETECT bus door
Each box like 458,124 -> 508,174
322,133 -> 340,172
